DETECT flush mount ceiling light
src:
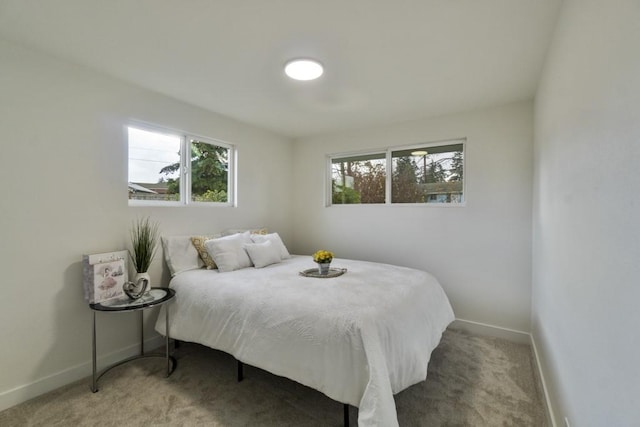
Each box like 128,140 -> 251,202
411,150 -> 429,156
284,59 -> 324,81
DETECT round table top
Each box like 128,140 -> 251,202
90,287 -> 175,312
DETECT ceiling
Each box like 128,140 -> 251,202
0,0 -> 562,138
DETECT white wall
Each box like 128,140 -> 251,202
532,1 -> 640,425
292,101 -> 533,332
0,39 -> 292,410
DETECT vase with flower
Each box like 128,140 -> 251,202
313,250 -> 334,275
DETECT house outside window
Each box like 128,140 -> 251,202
329,139 -> 464,206
127,124 -> 234,206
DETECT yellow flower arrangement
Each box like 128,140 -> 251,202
313,250 -> 334,264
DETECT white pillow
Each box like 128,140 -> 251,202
243,241 -> 282,268
204,231 -> 253,273
250,233 -> 291,259
161,236 -> 204,277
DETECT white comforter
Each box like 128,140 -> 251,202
156,256 -> 454,426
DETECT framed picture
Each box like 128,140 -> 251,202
82,250 -> 128,304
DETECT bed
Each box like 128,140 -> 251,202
155,235 -> 454,426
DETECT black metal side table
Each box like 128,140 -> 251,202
89,287 -> 176,392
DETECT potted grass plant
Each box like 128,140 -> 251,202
129,216 -> 160,293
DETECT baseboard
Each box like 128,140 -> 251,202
450,318 -> 531,344
0,335 -> 165,413
449,318 -> 557,426
530,334 -> 558,427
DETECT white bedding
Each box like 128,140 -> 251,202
156,256 -> 454,426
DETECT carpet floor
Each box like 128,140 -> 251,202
0,329 -> 547,426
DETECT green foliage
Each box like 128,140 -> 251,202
159,157 -> 180,194
425,159 -> 447,183
160,141 -> 228,200
190,141 -> 228,195
194,189 -> 228,202
354,161 -> 386,203
332,160 -> 385,204
450,151 -> 464,181
332,180 -> 361,204
129,217 -> 160,273
392,156 -> 422,202
165,178 -> 179,194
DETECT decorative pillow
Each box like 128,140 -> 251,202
221,227 -> 268,237
162,236 -> 204,277
250,232 -> 291,259
204,231 -> 253,273
243,240 -> 282,268
190,235 -> 220,269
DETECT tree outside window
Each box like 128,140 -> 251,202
128,125 -> 233,205
332,153 -> 386,204
329,140 -> 464,205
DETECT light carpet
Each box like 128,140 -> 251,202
0,329 -> 547,426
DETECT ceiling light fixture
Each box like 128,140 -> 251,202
284,59 -> 324,81
411,150 -> 428,156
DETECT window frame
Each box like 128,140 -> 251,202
326,138 -> 466,207
127,122 -> 236,207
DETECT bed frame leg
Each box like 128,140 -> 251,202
343,404 -> 349,427
237,360 -> 244,382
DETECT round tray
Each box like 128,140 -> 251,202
299,267 -> 347,278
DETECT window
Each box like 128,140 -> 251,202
128,125 -> 234,206
329,140 -> 464,206
391,143 -> 464,204
331,152 -> 386,204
